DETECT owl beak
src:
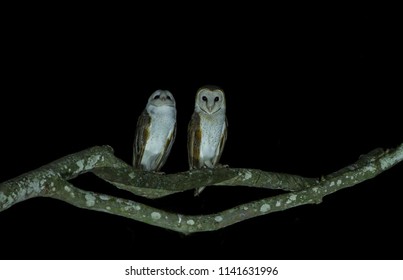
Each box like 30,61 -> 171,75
207,104 -> 214,113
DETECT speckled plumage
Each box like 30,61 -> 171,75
188,86 -> 227,195
133,90 -> 176,171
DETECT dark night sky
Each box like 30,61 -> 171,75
1,11 -> 402,260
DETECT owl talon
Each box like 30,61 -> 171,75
215,163 -> 229,168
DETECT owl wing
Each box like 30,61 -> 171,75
187,112 -> 202,169
214,116 -> 228,165
133,109 -> 151,169
154,121 -> 177,171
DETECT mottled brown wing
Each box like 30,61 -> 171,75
215,116 -> 228,165
133,110 -> 151,169
155,121 -> 177,171
187,112 -> 202,169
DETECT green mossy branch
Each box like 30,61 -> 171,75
1,143 -> 402,234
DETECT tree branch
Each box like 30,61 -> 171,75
1,143 -> 402,234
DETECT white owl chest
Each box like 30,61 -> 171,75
199,113 -> 226,159
146,106 -> 176,153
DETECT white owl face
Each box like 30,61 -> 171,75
148,90 -> 176,107
195,87 -> 226,114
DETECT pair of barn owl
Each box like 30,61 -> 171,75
133,86 -> 227,195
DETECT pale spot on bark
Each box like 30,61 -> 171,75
76,160 -> 85,171
27,179 -> 44,194
187,219 -> 195,225
364,165 -> 376,172
86,155 -> 101,170
286,194 -> 297,204
151,212 -> 161,220
17,188 -> 27,199
0,192 -> 6,203
123,204 -> 141,211
64,186 -> 71,192
260,204 -> 271,213
85,193 -> 96,207
215,216 -> 223,222
337,179 -> 342,186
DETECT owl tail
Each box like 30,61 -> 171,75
194,186 -> 206,196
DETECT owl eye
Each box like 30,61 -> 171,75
214,97 -> 219,102
202,96 -> 207,101
166,95 -> 171,100
154,95 -> 160,100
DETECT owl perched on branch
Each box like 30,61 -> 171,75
133,90 -> 177,172
188,86 -> 228,195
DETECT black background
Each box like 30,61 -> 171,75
1,8 -> 402,260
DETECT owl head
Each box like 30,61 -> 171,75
195,85 -> 226,114
148,90 -> 176,107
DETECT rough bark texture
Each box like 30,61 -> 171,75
1,143 -> 402,234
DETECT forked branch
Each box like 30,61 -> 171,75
1,143 -> 402,234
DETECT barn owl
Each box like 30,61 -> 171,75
133,90 -> 177,171
188,86 -> 228,195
